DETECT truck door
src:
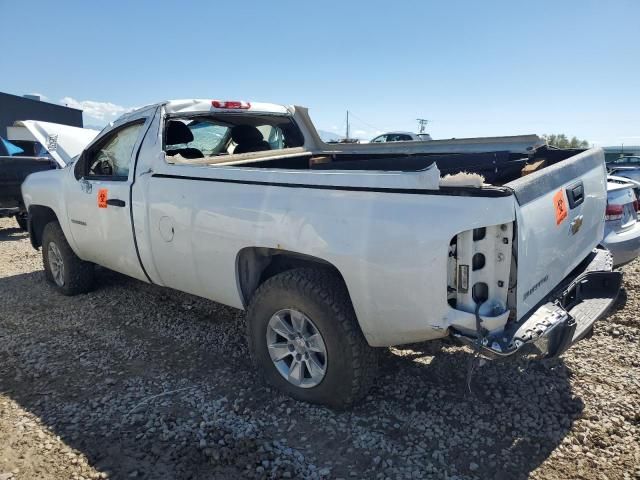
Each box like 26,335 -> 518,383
64,118 -> 150,281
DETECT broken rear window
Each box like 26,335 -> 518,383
163,114 -> 304,161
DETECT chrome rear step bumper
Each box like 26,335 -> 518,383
452,248 -> 622,359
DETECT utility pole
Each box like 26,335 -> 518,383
346,110 -> 350,140
416,118 -> 429,134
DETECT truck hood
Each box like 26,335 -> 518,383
16,120 -> 99,167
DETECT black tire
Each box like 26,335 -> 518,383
15,214 -> 27,231
247,267 -> 378,408
42,221 -> 94,295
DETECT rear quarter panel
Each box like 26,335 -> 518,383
145,165 -> 516,346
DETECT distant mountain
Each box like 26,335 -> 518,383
316,130 -> 344,143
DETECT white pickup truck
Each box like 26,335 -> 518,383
21,99 -> 621,407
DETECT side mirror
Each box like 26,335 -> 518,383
79,176 -> 92,193
74,152 -> 87,179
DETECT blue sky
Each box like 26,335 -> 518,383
1,0 -> 639,145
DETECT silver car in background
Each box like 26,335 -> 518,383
607,156 -> 640,182
603,177 -> 640,266
370,132 -> 432,143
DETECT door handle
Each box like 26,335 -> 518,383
565,181 -> 584,209
106,199 -> 126,207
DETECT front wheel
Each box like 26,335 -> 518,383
246,268 -> 378,408
42,221 -> 94,295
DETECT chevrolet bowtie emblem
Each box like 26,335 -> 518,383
570,215 -> 584,235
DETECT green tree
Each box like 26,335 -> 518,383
542,134 -> 589,148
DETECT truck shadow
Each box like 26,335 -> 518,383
0,268 -> 584,480
611,285 -> 628,311
373,343 -> 583,480
0,225 -> 28,242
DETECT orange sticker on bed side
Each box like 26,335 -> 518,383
97,188 -> 108,208
553,189 -> 568,225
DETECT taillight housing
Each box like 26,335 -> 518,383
211,100 -> 251,109
447,223 -> 513,317
605,204 -> 623,221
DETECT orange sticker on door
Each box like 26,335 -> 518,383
97,188 -> 108,208
553,189 -> 568,225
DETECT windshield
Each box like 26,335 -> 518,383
180,121 -> 229,156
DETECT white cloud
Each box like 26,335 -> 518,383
59,97 -> 130,123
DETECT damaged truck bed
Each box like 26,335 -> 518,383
20,99 -> 620,406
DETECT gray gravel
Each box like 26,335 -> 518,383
0,216 -> 639,480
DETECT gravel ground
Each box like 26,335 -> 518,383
0,216 -> 639,480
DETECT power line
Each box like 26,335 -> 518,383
346,110 -> 384,133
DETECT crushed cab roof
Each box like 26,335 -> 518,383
162,99 -> 291,115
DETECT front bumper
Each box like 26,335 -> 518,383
453,248 -> 622,359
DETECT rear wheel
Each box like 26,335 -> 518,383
42,221 -> 94,295
246,267 -> 378,408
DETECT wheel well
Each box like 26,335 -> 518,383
28,205 -> 58,249
236,247 -> 347,308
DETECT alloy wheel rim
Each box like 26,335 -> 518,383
266,308 -> 327,388
48,242 -> 65,287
